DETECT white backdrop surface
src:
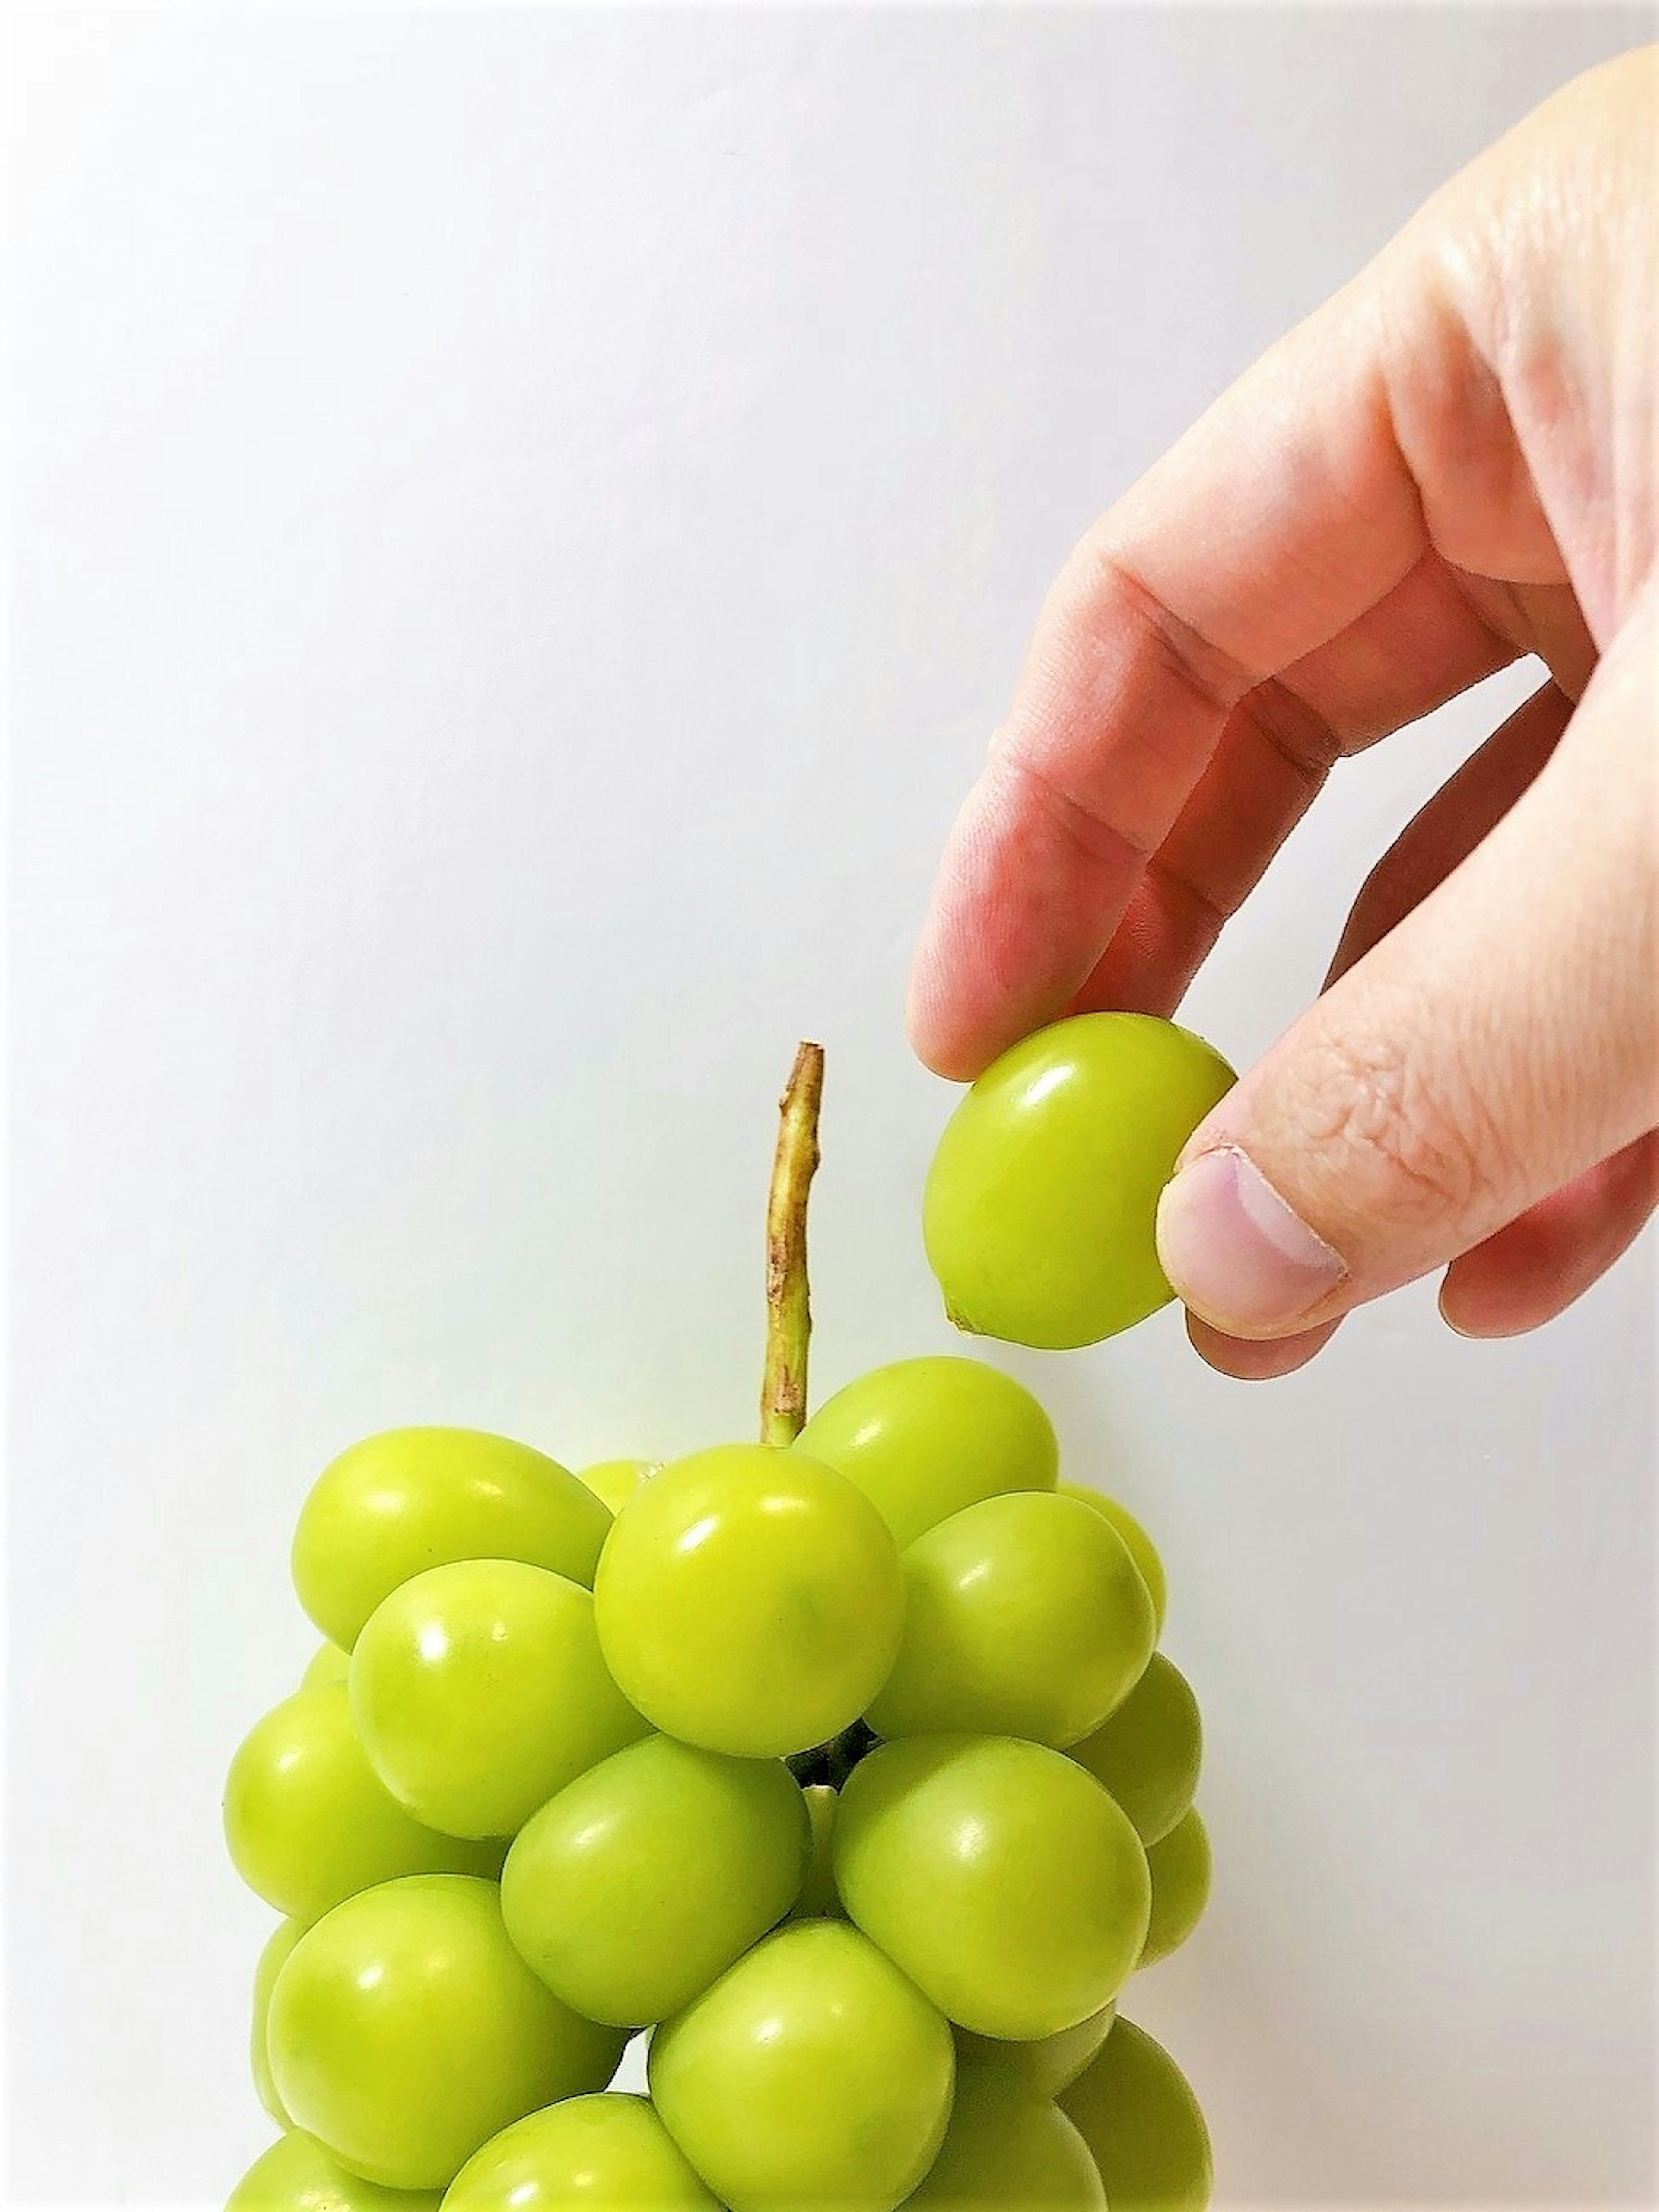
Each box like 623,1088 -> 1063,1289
6,6 -> 1655,2206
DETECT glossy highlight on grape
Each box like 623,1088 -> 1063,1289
223,1686 -> 502,1923
593,1442 -> 905,1758
443,2095 -> 721,2210
350,1558 -> 646,1840
834,1734 -> 1152,2041
798,1356 -> 1059,1549
924,1012 -> 1236,1348
649,1919 -> 955,2212
502,1734 -> 810,2025
293,1428 -> 610,1652
867,1490 -> 1156,1748
267,1875 -> 626,2192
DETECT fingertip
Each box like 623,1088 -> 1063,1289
1438,1133 -> 1659,1340
1436,1273 -> 1489,1339
1157,1145 -> 1348,1334
1185,1309 -> 1343,1378
904,958 -> 984,1083
906,888 -> 1030,1081
903,964 -> 938,1069
904,790 -> 1004,1082
1438,1263 -> 1554,1340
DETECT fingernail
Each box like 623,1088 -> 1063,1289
1157,1146 -> 1346,1332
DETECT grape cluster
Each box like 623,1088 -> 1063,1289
226,1357 -> 1214,2211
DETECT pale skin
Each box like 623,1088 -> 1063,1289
909,48 -> 1659,1380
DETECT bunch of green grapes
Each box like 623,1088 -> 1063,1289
225,1028 -> 1221,2210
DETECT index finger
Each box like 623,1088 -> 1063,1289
906,235 -> 1551,1079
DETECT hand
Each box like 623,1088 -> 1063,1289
909,48 -> 1658,1380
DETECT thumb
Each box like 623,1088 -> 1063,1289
1155,598 -> 1659,1340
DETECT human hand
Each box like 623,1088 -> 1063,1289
909,48 -> 1658,1379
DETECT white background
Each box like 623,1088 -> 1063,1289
7,6 -> 1655,2206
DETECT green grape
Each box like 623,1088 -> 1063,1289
253,1918 -> 307,2126
442,2095 -> 721,2209
833,1735 -> 1149,2041
293,1428 -> 610,1652
1140,1808 -> 1212,1970
923,1014 -> 1236,1349
228,2130 -> 444,2210
905,2059 -> 1106,2208
1068,1653 -> 1202,1846
224,1687 -> 501,1922
866,1493 -> 1155,1750
576,1458 -> 657,1514
268,1875 -> 626,2193
1058,1486 -> 1167,1636
796,1357 -> 1058,1550
791,1782 -> 844,1921
350,1560 -> 646,1840
649,1919 -> 953,2212
302,1643 -> 352,1693
954,2004 -> 1116,2100
593,1443 -> 904,1758
1061,2017 -> 1213,2212
501,1735 -> 809,2026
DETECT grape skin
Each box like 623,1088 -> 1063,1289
350,1560 -> 647,1841
867,1491 -> 1156,1750
923,1012 -> 1236,1349
834,1735 -> 1151,2042
1061,2015 -> 1214,2212
1140,1808 -> 1212,1970
224,1687 -> 502,1924
292,1428 -> 610,1652
798,1357 -> 1058,1550
301,1643 -> 351,1693
442,2095 -> 721,2209
648,1920 -> 955,2212
251,1917 -> 306,2129
1058,1485 -> 1168,1636
593,1443 -> 905,1760
1068,1652 -> 1203,1848
227,2129 -> 444,2210
267,1875 -> 626,2194
501,1735 -> 810,2027
953,2004 -> 1117,2100
904,2059 -> 1106,2208
576,1458 -> 658,1515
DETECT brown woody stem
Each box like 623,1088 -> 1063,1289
760,1041 -> 825,1447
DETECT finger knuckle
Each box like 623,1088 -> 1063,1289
1294,1031 -> 1504,1228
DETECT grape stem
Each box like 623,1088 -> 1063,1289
760,1041 -> 825,1448
788,1717 -> 880,1790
